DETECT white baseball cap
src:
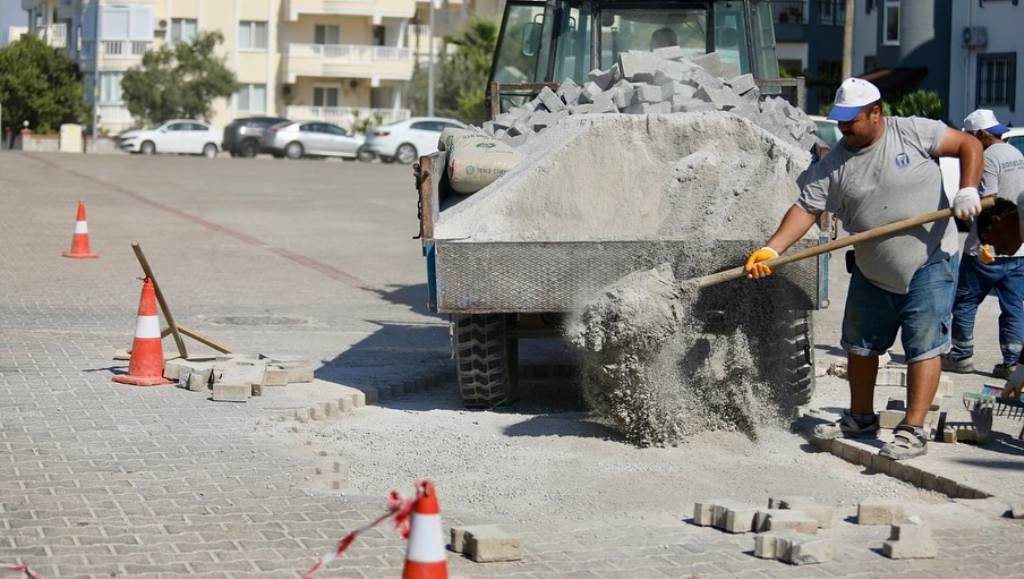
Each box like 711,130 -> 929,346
827,78 -> 882,122
963,109 -> 1009,136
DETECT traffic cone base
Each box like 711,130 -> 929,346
114,278 -> 172,387
63,201 -> 98,259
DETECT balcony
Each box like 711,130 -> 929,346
31,23 -> 67,48
285,105 -> 410,128
771,1 -> 808,25
287,0 -> 416,20
284,43 -> 414,83
81,40 -> 152,58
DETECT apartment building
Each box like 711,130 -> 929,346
948,0 -> 1022,128
21,0 -> 441,133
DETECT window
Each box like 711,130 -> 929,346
372,25 -> 386,46
314,25 -> 339,45
236,84 -> 267,113
167,122 -> 190,131
238,21 -> 268,50
411,121 -> 443,132
300,123 -> 319,132
313,87 -> 339,108
322,124 -> 348,136
170,18 -> 197,45
771,1 -> 808,25
977,53 -> 1016,111
818,1 -> 845,26
883,0 -> 900,45
98,5 -> 153,41
98,72 -> 123,103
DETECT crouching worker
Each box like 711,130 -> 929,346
977,198 -> 1024,401
745,78 -> 983,460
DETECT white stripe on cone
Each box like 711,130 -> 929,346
74,221 -> 88,234
135,315 -> 160,339
406,513 -> 445,562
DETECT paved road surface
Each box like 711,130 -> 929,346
2,152 -> 1022,578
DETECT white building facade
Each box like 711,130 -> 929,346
948,0 -> 1022,128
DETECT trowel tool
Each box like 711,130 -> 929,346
693,196 -> 995,289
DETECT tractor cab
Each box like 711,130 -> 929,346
488,0 -> 783,114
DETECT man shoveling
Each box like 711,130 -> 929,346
745,78 -> 983,460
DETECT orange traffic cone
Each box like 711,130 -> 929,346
62,201 -> 98,259
113,277 -> 172,386
402,481 -> 448,579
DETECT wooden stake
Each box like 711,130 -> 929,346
131,242 -> 188,359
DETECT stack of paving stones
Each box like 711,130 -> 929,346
480,47 -> 818,151
693,496 -> 940,564
163,354 -> 314,402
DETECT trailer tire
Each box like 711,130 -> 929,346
761,309 -> 816,408
454,314 -> 518,409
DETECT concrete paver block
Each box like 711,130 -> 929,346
879,409 -> 904,429
690,52 -> 723,76
537,86 -> 566,112
217,360 -> 267,388
263,367 -> 289,387
557,79 -> 582,105
589,91 -> 618,113
785,535 -> 835,565
212,383 -> 249,402
1010,503 -> 1024,519
883,516 -> 937,559
693,499 -> 728,526
771,497 -> 834,529
652,45 -> 687,60
453,525 -> 523,562
618,51 -> 658,83
716,502 -> 759,534
753,532 -> 791,559
587,66 -> 619,90
755,509 -> 818,534
726,73 -> 757,95
858,499 -> 905,525
270,360 -> 314,383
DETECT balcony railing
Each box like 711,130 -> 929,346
80,40 -> 152,59
285,105 -> 410,128
287,0 -> 417,19
284,43 -> 415,81
771,1 -> 808,25
33,22 -> 67,47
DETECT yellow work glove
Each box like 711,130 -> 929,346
980,244 -> 996,265
745,246 -> 779,279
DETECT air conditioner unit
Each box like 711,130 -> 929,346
283,84 -> 294,96
962,26 -> 988,48
156,19 -> 168,31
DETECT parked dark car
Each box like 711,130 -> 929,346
222,116 -> 289,158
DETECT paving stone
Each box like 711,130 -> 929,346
784,535 -> 834,565
537,86 -> 566,113
754,509 -> 817,534
858,499 -> 905,525
883,516 -> 937,559
212,383 -> 250,403
455,525 -> 523,562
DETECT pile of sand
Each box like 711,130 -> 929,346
434,113 -> 809,242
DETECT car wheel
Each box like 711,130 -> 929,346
379,155 -> 395,164
240,139 -> 259,158
285,141 -> 304,159
396,143 -> 418,165
140,141 -> 156,155
357,146 -> 376,162
272,152 -> 285,159
202,143 -> 218,159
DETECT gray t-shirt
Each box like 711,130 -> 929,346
796,116 -> 956,294
967,142 -> 1024,256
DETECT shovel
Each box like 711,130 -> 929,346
692,196 -> 995,289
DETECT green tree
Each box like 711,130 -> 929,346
891,89 -> 942,120
409,17 -> 499,124
121,31 -> 237,125
0,34 -> 88,140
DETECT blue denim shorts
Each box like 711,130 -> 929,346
841,255 -> 958,363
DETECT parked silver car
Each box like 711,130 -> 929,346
262,121 -> 364,160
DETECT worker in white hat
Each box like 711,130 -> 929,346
944,109 -> 1024,380
744,77 -> 984,460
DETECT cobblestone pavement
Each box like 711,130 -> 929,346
2,152 -> 1023,578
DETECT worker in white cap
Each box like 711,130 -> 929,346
744,77 -> 983,460
943,109 -> 1024,379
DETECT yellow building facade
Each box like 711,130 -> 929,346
22,0 -> 473,133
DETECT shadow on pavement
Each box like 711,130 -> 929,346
369,283 -> 434,317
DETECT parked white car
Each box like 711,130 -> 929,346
1005,127 -> 1024,156
119,120 -> 223,158
262,121 -> 364,160
364,117 -> 467,164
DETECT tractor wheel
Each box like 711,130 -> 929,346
453,314 -> 518,409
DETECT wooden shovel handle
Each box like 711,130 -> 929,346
695,196 -> 994,289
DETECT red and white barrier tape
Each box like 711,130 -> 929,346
6,563 -> 42,579
301,488 -> 418,579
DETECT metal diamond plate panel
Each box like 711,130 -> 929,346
435,239 -> 819,313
